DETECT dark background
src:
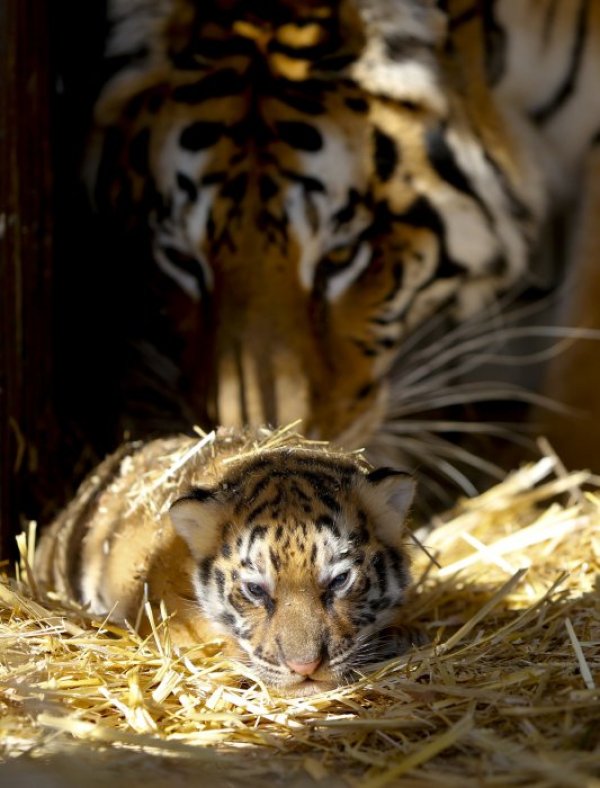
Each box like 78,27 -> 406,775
0,0 -> 127,560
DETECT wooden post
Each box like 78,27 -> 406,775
0,0 -> 55,559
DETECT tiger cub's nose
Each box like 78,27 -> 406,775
286,658 -> 321,676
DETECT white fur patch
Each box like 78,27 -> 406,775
351,0 -> 447,115
293,123 -> 371,291
353,51 -> 447,116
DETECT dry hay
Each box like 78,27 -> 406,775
1,435 -> 599,787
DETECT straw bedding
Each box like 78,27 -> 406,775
1,434 -> 599,787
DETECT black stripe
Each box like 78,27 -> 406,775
221,173 -> 248,202
345,96 -> 369,113
176,172 -> 198,202
373,127 -> 399,182
248,524 -> 268,549
372,551 -> 388,593
381,263 -> 405,303
297,474 -> 342,505
242,468 -> 274,502
259,174 -> 279,201
482,1 -> 507,86
159,246 -> 207,292
183,36 -> 255,62
483,151 -> 533,223
388,547 -> 407,586
367,467 -> 407,484
369,596 -> 391,612
396,196 -> 465,280
384,34 -> 435,61
356,382 -> 375,400
280,168 -> 325,193
448,5 -> 479,31
351,338 -> 378,357
296,468 -> 341,487
542,0 -> 560,46
68,443 -> 136,601
201,171 -> 227,185
247,491 -> 283,523
352,512 -> 370,546
215,569 -> 225,597
316,516 -> 340,537
172,69 -> 246,104
129,128 -> 150,174
332,188 -> 361,227
179,121 -> 224,151
375,336 -> 396,350
175,487 -> 215,503
199,556 -> 214,586
532,0 -> 589,124
221,542 -> 232,559
290,482 -> 311,504
253,649 -> 280,667
247,500 -> 271,523
264,595 -> 276,617
287,455 -> 356,477
220,612 -> 236,628
321,588 -> 335,609
273,91 -> 326,116
425,124 -> 487,211
316,490 -> 341,513
276,121 -> 323,151
269,548 -> 281,571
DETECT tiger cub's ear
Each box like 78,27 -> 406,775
366,468 -> 416,520
361,468 -> 416,546
169,487 -> 224,559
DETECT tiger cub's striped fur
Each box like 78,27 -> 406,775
35,429 -> 415,694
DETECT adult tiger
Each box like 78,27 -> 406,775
86,0 -> 600,473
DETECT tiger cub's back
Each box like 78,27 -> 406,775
34,435 -> 218,642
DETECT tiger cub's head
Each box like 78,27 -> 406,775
169,447 -> 414,694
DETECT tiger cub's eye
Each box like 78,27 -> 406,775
243,582 -> 269,601
329,571 -> 350,591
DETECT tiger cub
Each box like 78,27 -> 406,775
35,429 -> 415,694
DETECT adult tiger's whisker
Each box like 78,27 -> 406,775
394,325 -> 600,391
416,433 -> 506,479
388,384 -> 576,417
389,421 -> 536,452
398,287 -> 566,369
380,431 -> 505,482
389,437 -> 479,496
384,419 -> 529,437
